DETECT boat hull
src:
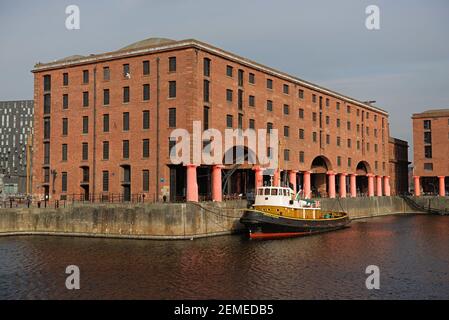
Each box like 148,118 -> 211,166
240,210 -> 350,239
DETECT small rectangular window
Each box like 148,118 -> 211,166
283,104 -> 289,115
203,80 -> 210,102
423,120 -> 431,130
122,140 -> 129,159
249,95 -> 255,107
63,94 -> 68,109
226,115 -> 233,128
103,89 -> 110,105
298,89 -> 304,99
283,84 -> 289,94
62,144 -> 68,161
312,94 -> 317,103
143,139 -> 150,158
123,87 -> 130,103
62,118 -> 68,136
284,126 -> 289,137
103,114 -> 109,132
169,57 -> 176,72
143,61 -> 150,75
249,73 -> 255,84
424,145 -> 432,158
424,163 -> 433,171
123,112 -> 129,131
238,69 -> 244,87
123,64 -> 130,77
203,106 -> 209,130
226,65 -> 233,77
83,91 -> 89,107
169,81 -> 176,98
203,58 -> 211,77
82,142 -> 88,160
103,67 -> 110,80
61,172 -> 67,192
63,73 -> 68,86
284,149 -> 290,161
82,116 -> 88,134
143,110 -> 150,130
249,119 -> 255,129
266,79 -> 273,89
102,171 -> 109,192
226,89 -> 233,102
299,129 -> 304,139
267,122 -> 273,133
82,70 -> 89,84
103,141 -> 109,160
43,75 -> 51,91
44,94 -> 51,113
143,84 -> 150,101
299,108 -> 304,119
267,100 -> 273,112
142,170 -> 150,192
169,108 -> 176,128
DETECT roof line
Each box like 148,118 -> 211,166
32,39 -> 388,115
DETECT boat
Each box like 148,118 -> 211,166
240,186 -> 350,239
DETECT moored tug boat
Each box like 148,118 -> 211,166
240,186 -> 350,239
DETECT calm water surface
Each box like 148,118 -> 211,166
0,214 -> 448,299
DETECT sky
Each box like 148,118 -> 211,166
1,0 -> 448,159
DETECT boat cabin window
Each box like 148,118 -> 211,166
271,189 -> 278,195
264,188 -> 270,195
283,189 -> 287,196
258,189 -> 264,195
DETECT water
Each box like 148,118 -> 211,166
0,214 -> 448,299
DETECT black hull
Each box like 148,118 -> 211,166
240,210 -> 350,238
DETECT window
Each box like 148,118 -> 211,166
424,131 -> 432,144
102,171 -> 109,192
143,110 -> 150,130
103,141 -> 109,160
266,79 -> 273,89
62,144 -> 68,161
424,145 -> 432,158
347,105 -> 351,113
82,70 -> 89,84
169,57 -> 176,72
347,121 -> 351,130
357,141 -> 360,150
283,84 -> 289,94
123,87 -> 130,103
312,132 -> 317,142
267,122 -> 273,133
43,75 -> 51,91
284,126 -> 289,137
326,116 -> 330,125
82,142 -> 88,160
169,108 -> 176,127
44,118 -> 50,139
103,66 -> 110,80
326,134 -> 330,144
63,73 -> 68,86
357,124 -> 360,133
143,84 -> 150,101
267,100 -> 273,112
123,112 -> 129,131
249,95 -> 255,107
312,94 -> 316,103
238,69 -> 244,86
82,116 -> 88,134
375,161 -> 378,170
122,140 -> 129,159
423,120 -> 431,130
44,143 -> 50,165
143,60 -> 150,75
298,89 -> 304,99
203,80 -> 210,102
226,89 -> 233,102
283,104 -> 289,115
249,73 -> 255,84
267,147 -> 273,158
347,139 -> 352,148
374,144 -> 378,153
374,114 -> 377,122
103,89 -> 110,105
83,91 -> 89,107
366,143 -> 370,151
366,127 -> 370,135
103,114 -> 109,132
238,114 -> 243,129
299,108 -> 304,119
169,81 -> 176,98
284,149 -> 290,161
61,172 -> 67,192
123,64 -> 130,77
226,65 -> 233,77
63,94 -> 68,109
204,107 -> 209,130
336,102 -> 340,110
62,118 -> 68,136
337,156 -> 341,167
325,98 -> 329,107
143,139 -> 150,158
299,129 -> 304,139
424,163 -> 433,171
299,151 -> 305,163
374,129 -> 378,137
312,112 -> 317,122
249,119 -> 255,129
142,170 -> 150,192
44,94 -> 51,114
336,118 -> 340,128
238,89 -> 243,110
226,115 -> 233,128
337,136 -> 341,147
204,58 -> 211,77
348,158 -> 352,168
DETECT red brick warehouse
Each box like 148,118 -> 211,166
31,37 -> 406,202
412,109 -> 449,196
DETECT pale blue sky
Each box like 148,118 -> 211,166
1,0 -> 448,156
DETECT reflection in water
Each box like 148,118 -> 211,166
0,214 -> 448,299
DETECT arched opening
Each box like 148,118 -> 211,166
310,156 -> 332,197
356,161 -> 371,196
221,146 -> 257,198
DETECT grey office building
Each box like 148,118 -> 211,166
0,100 -> 34,196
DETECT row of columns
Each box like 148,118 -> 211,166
186,164 -> 392,202
413,176 -> 446,197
